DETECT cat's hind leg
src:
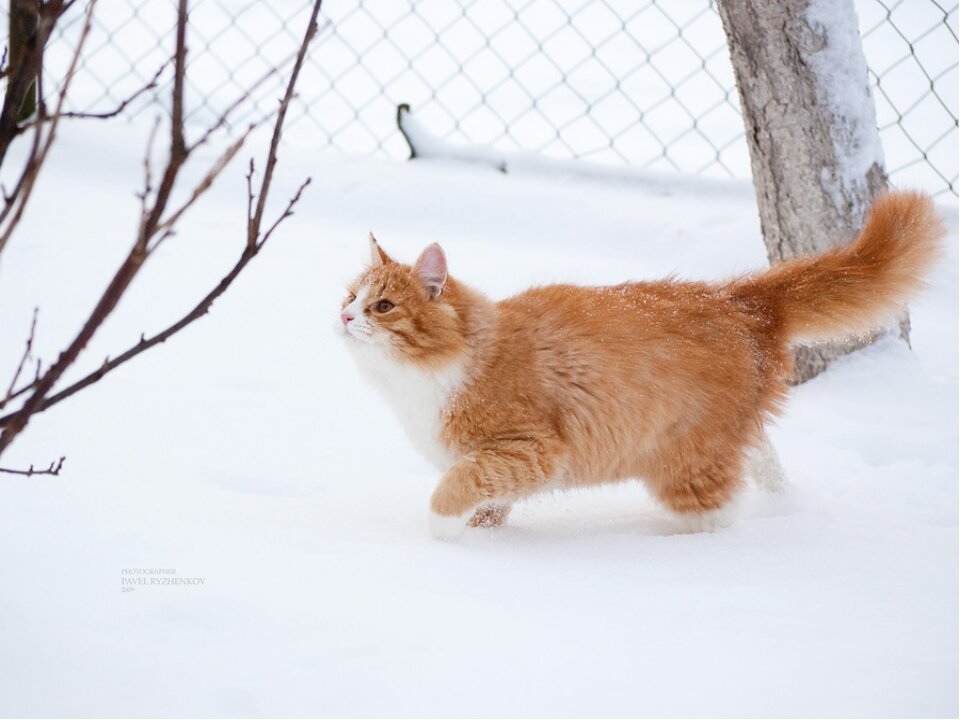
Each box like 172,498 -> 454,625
646,449 -> 745,532
745,431 -> 786,493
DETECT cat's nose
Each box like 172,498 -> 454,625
340,312 -> 353,326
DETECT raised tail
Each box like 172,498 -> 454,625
728,191 -> 945,343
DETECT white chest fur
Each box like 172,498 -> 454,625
349,346 -> 465,471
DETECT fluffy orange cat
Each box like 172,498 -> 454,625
339,191 -> 943,539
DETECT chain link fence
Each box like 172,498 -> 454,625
45,0 -> 958,196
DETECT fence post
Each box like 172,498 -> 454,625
716,0 -> 906,383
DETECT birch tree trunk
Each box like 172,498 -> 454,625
716,0 -> 902,383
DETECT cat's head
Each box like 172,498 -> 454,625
339,234 -> 467,363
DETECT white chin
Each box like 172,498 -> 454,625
347,331 -> 375,345
342,327 -> 379,347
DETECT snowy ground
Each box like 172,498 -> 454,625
0,120 -> 956,717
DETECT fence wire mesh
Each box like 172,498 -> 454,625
45,0 -> 959,196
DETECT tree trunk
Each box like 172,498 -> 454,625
9,0 -> 39,122
716,0 -> 903,383
0,0 -> 40,168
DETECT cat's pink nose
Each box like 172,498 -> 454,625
340,312 -> 353,326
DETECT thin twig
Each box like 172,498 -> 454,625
63,60 -> 167,120
0,456 -> 65,476
3,307 -> 38,403
187,51 -> 300,154
245,158 -> 256,246
1,357 -> 44,412
137,115 -> 162,219
259,176 -> 312,248
21,60 -> 169,129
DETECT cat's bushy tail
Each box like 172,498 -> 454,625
728,191 -> 944,343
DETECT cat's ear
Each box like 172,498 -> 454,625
369,232 -> 392,267
413,243 -> 447,299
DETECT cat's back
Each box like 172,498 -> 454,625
496,280 -> 732,344
489,278 -> 758,414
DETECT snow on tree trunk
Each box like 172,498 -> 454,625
716,0 -> 904,383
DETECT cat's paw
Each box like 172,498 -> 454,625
429,511 -> 470,540
468,503 -> 512,528
674,505 -> 737,534
746,436 -> 788,494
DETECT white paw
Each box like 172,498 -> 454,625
674,505 -> 737,534
747,434 -> 788,494
429,511 -> 470,540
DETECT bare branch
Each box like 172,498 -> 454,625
249,9 -> 321,246
0,0 -> 325,451
0,0 -> 176,456
170,9 -> 187,160
135,4 -> 188,250
0,456 -> 65,477
0,166 -> 312,428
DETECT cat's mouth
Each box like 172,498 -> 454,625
341,322 -> 375,344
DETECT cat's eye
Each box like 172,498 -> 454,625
345,293 -> 356,304
373,299 -> 394,313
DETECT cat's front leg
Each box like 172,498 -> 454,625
429,459 -> 491,540
428,441 -> 558,540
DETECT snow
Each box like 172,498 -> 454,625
0,118 -> 956,717
398,104 -> 508,172
806,0 -> 887,221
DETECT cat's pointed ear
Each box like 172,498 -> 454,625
369,232 -> 391,267
413,243 -> 447,299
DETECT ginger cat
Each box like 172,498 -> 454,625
339,192 -> 943,539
